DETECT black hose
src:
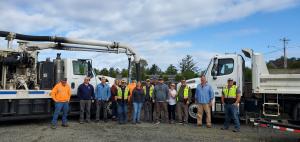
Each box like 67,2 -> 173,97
135,62 -> 141,81
0,30 -> 67,42
0,31 -> 10,37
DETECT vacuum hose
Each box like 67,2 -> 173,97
0,31 -> 66,42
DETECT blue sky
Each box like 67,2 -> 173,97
0,0 -> 299,71
165,5 -> 300,66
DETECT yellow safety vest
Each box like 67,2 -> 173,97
143,85 -> 154,97
117,86 -> 129,100
177,86 -> 189,101
223,85 -> 237,98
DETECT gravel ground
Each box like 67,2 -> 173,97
0,119 -> 299,142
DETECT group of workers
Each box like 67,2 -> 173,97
50,75 -> 241,132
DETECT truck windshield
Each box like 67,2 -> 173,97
211,58 -> 234,76
73,60 -> 88,75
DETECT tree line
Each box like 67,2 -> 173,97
94,55 -> 201,82
94,55 -> 300,82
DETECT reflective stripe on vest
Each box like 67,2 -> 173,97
177,86 -> 189,101
223,85 -> 237,98
117,87 -> 129,100
143,85 -> 154,97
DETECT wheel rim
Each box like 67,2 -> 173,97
189,104 -> 198,119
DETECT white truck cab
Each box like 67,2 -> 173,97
204,54 -> 245,114
185,49 -> 300,123
179,53 -> 245,121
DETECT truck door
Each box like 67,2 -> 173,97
68,59 -> 92,95
205,56 -> 239,113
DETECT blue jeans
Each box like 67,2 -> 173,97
112,101 -> 118,118
51,102 -> 69,125
133,102 -> 143,123
118,101 -> 128,123
224,104 -> 240,130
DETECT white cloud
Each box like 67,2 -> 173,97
0,0 -> 298,71
214,28 -> 261,39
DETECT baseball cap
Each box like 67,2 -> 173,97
227,78 -> 234,81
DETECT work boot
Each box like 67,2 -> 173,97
232,129 -> 240,132
154,121 -> 160,125
221,127 -> 228,130
207,125 -> 212,128
51,124 -> 57,129
62,124 -> 69,127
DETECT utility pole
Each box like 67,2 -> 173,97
280,37 -> 290,69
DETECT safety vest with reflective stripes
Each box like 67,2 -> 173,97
143,85 -> 154,97
117,86 -> 129,100
223,85 -> 237,98
177,86 -> 189,101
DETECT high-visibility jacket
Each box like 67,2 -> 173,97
143,85 -> 154,97
177,86 -> 189,101
117,86 -> 129,100
51,82 -> 71,102
127,83 -> 136,97
223,85 -> 237,98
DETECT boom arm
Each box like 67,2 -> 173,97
0,31 -> 141,81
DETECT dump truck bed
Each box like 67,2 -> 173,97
254,74 -> 300,94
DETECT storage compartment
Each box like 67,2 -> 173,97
32,99 -> 51,113
38,61 -> 54,89
0,100 -> 16,115
17,99 -> 31,115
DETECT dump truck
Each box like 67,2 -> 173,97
181,48 -> 300,132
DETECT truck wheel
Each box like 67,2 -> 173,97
106,102 -> 113,118
188,103 -> 198,123
293,103 -> 300,121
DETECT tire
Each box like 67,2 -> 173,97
188,103 -> 198,123
293,103 -> 300,121
106,102 -> 113,118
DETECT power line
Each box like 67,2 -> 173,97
264,48 -> 283,55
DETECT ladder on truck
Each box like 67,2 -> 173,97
250,94 -> 300,134
262,93 -> 280,117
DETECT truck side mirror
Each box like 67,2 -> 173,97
71,82 -> 75,89
213,71 -> 217,80
87,61 -> 94,78
212,57 -> 218,80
